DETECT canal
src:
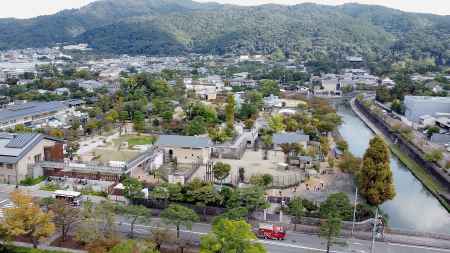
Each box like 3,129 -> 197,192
337,104 -> 450,234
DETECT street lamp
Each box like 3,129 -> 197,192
349,186 -> 358,252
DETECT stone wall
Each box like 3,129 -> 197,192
354,99 -> 450,204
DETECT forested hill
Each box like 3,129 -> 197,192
0,0 -> 449,64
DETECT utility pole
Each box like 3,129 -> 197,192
370,208 -> 379,253
349,187 -> 358,252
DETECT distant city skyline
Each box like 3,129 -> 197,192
0,0 -> 449,19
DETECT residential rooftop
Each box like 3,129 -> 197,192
155,135 -> 212,148
0,132 -> 43,164
272,132 -> 310,145
0,101 -> 67,122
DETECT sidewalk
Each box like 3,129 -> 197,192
294,221 -> 450,249
1,241 -> 85,253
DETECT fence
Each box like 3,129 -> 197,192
131,198 -> 226,217
227,173 -> 304,188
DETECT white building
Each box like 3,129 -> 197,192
0,132 -> 63,184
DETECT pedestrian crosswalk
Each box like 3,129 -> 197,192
0,199 -> 13,218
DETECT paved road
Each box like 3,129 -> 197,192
2,185 -> 450,253
0,197 -> 13,218
117,218 -> 450,253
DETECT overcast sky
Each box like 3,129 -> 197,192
1,0 -> 449,19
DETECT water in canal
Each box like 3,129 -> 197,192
337,105 -> 450,234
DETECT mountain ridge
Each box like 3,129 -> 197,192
0,0 -> 449,64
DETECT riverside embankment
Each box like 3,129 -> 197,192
337,100 -> 450,234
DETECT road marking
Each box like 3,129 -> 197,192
119,222 -> 208,235
120,222 -> 450,253
388,242 -> 450,252
260,240 -> 348,253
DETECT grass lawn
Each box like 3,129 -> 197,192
127,135 -> 156,146
39,182 -> 62,192
19,176 -> 47,186
92,148 -> 139,163
111,134 -> 156,148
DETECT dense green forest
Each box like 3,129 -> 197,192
0,0 -> 449,66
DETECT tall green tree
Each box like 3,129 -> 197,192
259,80 -> 280,97
319,193 -> 353,221
133,111 -> 145,133
226,187 -> 269,217
261,134 -> 273,160
225,94 -> 236,131
185,116 -> 207,136
357,136 -> 395,206
213,162 -> 231,184
200,219 -> 266,253
287,197 -> 304,230
160,204 -> 199,239
249,174 -> 273,188
122,177 -> 144,200
116,205 -> 150,238
320,211 -> 342,253
192,185 -> 223,219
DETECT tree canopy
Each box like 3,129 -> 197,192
357,136 -> 395,206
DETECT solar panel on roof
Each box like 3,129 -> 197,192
5,133 -> 37,148
7,104 -> 35,111
0,133 -> 13,139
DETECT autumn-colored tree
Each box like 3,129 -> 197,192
50,199 -> 81,242
319,136 -> 330,157
337,152 -> 361,173
76,201 -> 118,246
66,140 -> 80,160
3,191 -> 55,248
279,143 -> 304,163
48,128 -> 64,138
149,228 -> 173,251
327,155 -> 335,168
357,136 -> 395,206
268,115 -> 286,133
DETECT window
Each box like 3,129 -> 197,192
34,154 -> 42,163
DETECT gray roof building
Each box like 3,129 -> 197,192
0,133 -> 45,164
0,101 -> 67,123
155,135 -> 212,149
272,132 -> 310,145
430,133 -> 450,145
404,96 -> 450,122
